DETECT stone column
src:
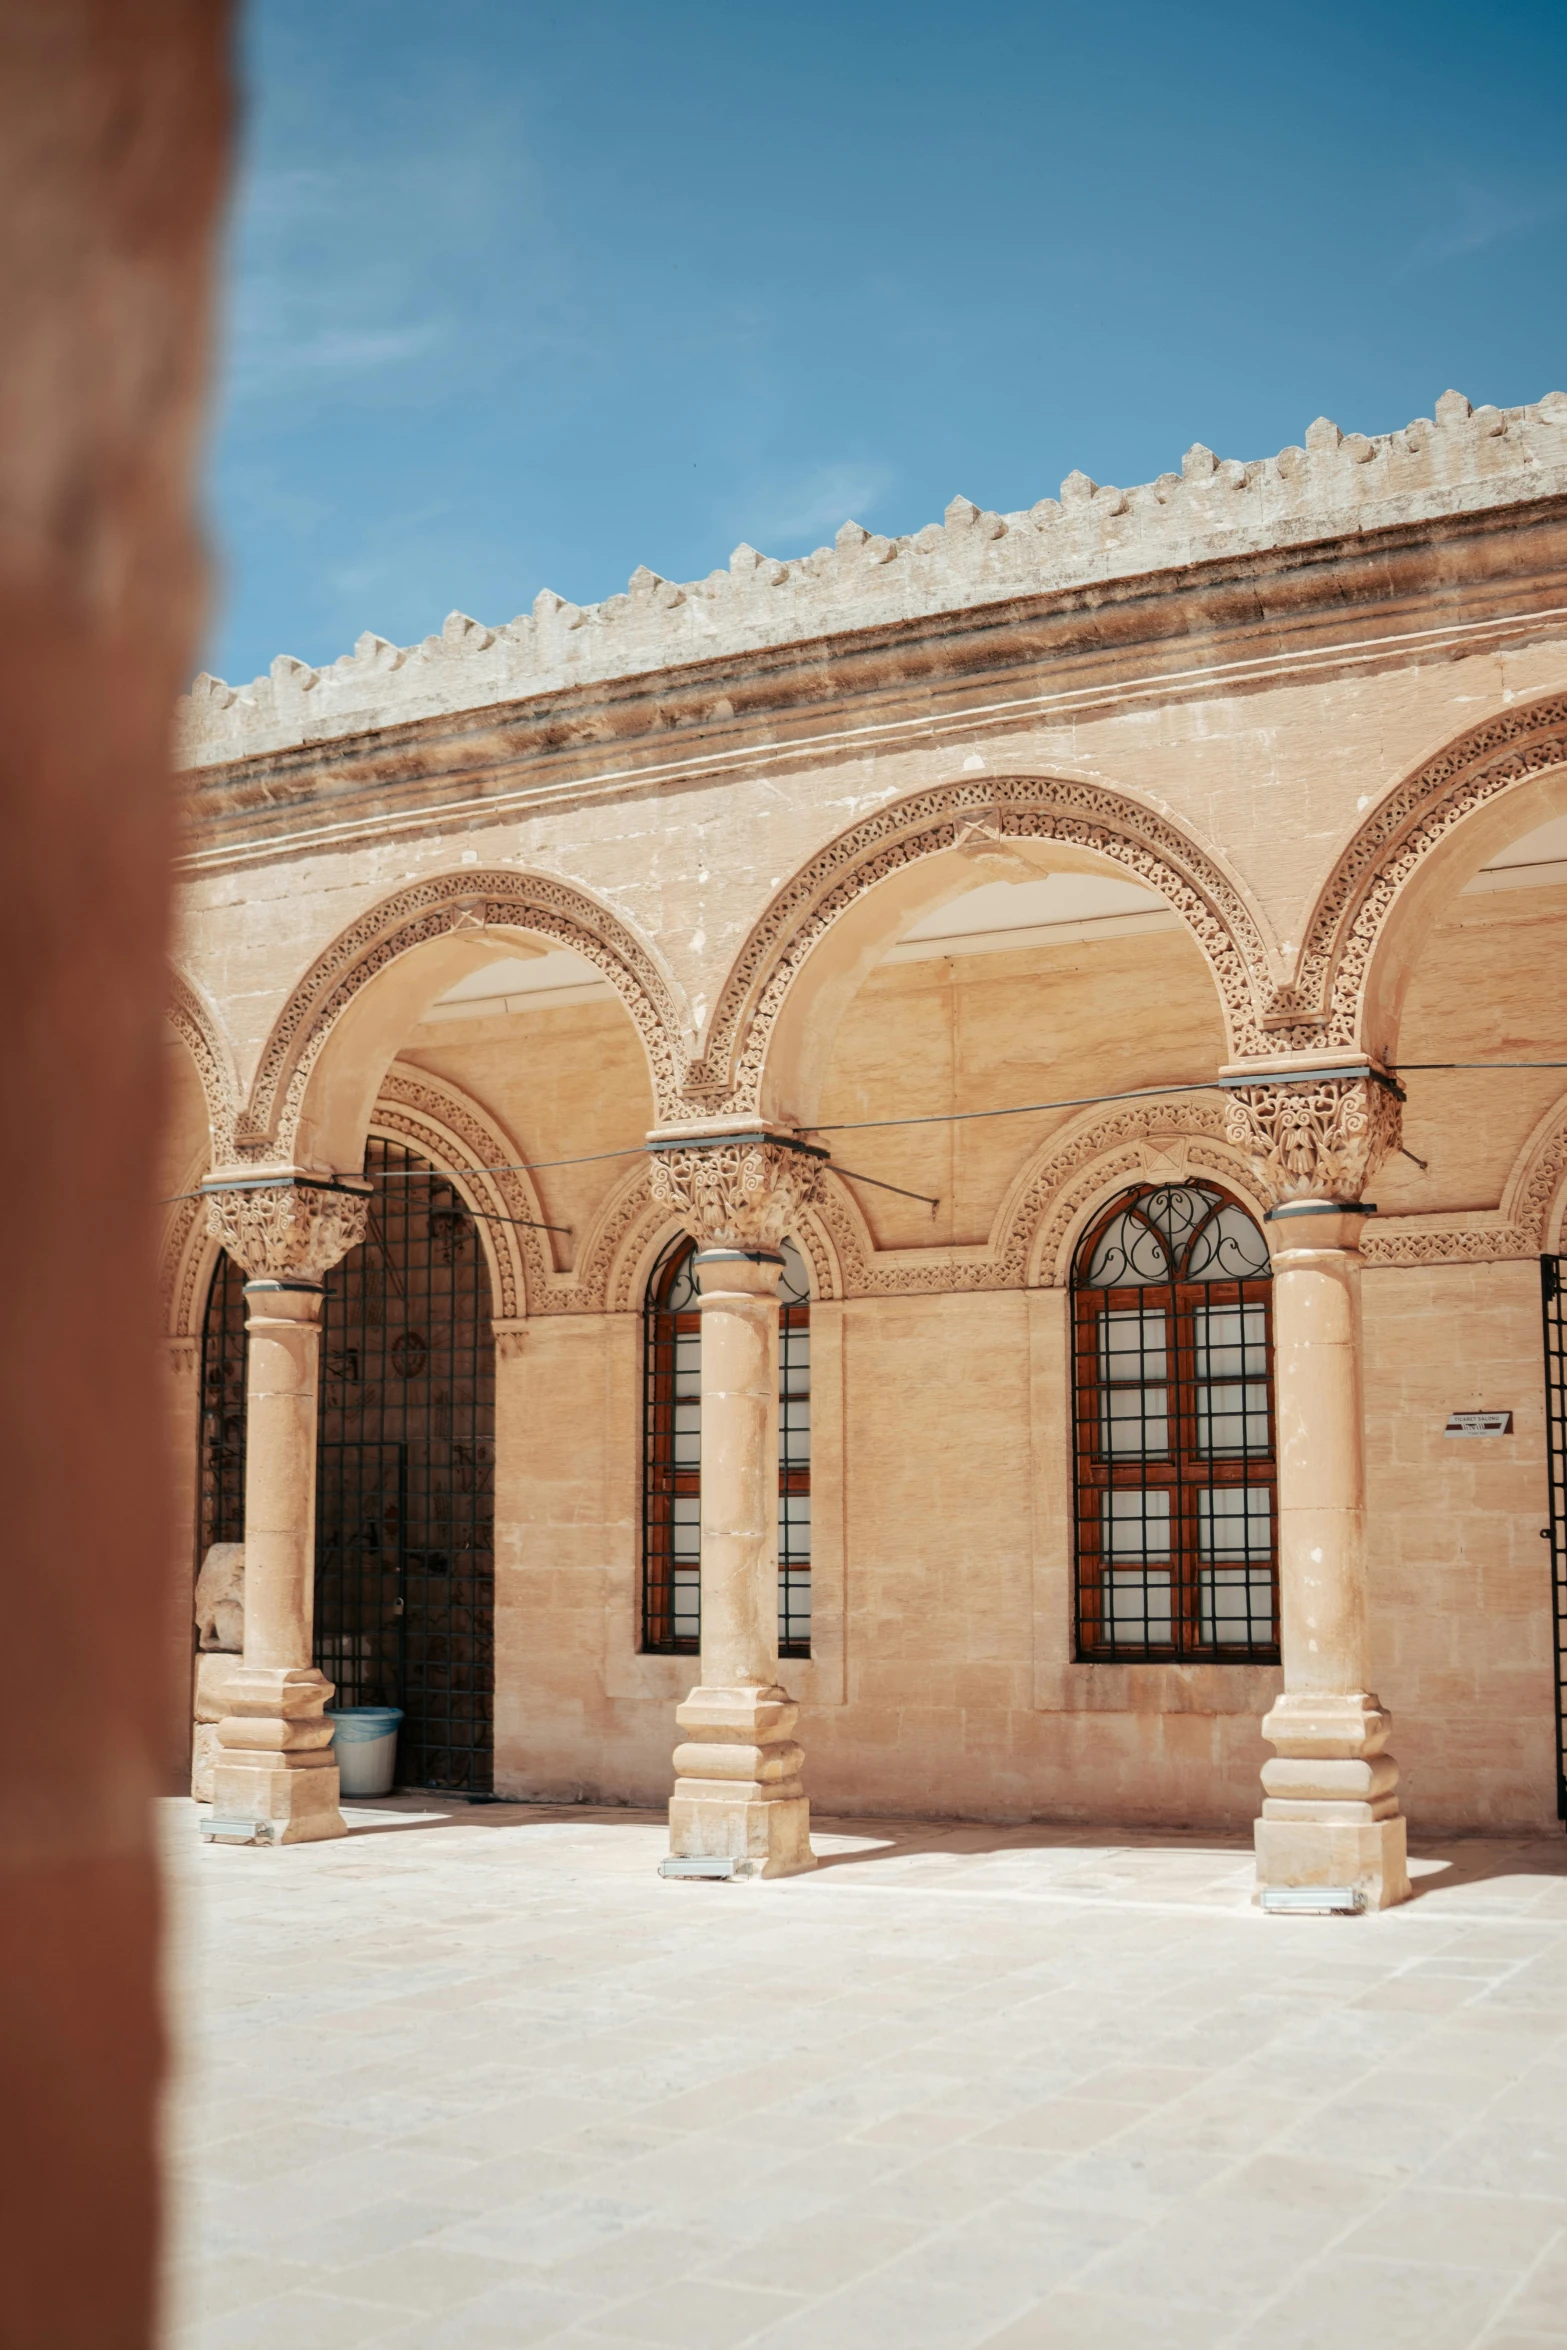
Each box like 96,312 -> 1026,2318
202,1171 -> 371,1844
647,1122 -> 825,1878
1223,1063 -> 1411,1910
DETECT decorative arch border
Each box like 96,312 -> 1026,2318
1361,1083 -> 1567,1268
684,775 -> 1278,1113
1266,690 -> 1567,1049
1016,1113 -> 1268,1291
602,1188 -> 844,1314
1519,1092 -> 1567,1256
160,1149 -> 219,1341
234,868 -> 688,1155
369,1065 -> 544,1323
797,1097 -> 1264,1299
167,967 -> 240,1162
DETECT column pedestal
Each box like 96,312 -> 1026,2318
210,1666 -> 343,1845
670,1683 -> 812,1879
1256,1691 -> 1409,1910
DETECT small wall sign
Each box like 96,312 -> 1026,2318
1444,1410 -> 1514,1437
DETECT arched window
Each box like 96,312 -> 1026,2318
1072,1181 -> 1277,1662
643,1235 -> 811,1658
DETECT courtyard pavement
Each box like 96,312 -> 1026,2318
162,1798 -> 1567,2350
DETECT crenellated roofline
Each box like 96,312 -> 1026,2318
178,388 -> 1567,772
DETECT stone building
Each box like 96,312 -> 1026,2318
164,388 -> 1567,1908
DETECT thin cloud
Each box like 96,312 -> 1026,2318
1408,180 -> 1563,268
268,323 -> 444,376
738,460 -> 897,550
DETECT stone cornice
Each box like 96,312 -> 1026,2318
180,389 -> 1567,778
176,493 -> 1567,873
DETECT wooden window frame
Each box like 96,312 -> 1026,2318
642,1234 -> 811,1658
1071,1181 -> 1279,1665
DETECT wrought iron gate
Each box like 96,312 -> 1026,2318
1540,1257 -> 1567,1826
315,1441 -> 406,1713
318,1140 -> 496,1793
199,1139 -> 496,1795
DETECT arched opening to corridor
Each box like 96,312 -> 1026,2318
198,1138 -> 496,1793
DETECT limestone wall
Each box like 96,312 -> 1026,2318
407,930 -> 1564,1836
169,416 -> 1567,1843
1365,1258 -> 1556,1832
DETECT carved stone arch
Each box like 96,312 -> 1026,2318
234,869 -> 688,1161
1264,690 -> 1567,1055
789,1203 -> 843,1303
1010,1107 -> 1271,1291
1506,1087 -> 1567,1256
801,1104 -> 1264,1298
167,966 -> 240,1161
590,1167 -> 666,1315
601,1179 -> 843,1314
160,1147 -> 221,1341
367,1064 -> 552,1324
683,776 -> 1277,1120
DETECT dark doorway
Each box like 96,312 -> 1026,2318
198,1138 -> 496,1793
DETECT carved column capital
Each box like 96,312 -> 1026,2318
646,1123 -> 825,1252
204,1170 -> 371,1284
1220,1066 -> 1402,1210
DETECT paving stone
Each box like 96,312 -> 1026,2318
162,1799 -> 1567,2347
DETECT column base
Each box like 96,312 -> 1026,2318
1254,1815 -> 1410,1911
209,1665 -> 346,1846
209,1755 -> 347,1845
668,1684 -> 816,1879
668,1789 -> 814,1879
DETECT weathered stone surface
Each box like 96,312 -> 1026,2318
163,381 -> 1567,1871
176,390 -> 1567,772
193,1541 -> 243,1652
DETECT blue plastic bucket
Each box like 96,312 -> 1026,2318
325,1705 -> 404,1797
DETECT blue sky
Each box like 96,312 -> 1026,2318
205,0 -> 1567,686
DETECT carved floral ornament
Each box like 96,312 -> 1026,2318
204,1178 -> 371,1283
647,1135 -> 827,1252
1221,1073 -> 1403,1208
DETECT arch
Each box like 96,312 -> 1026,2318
369,1064 -> 546,1323
686,776 -> 1278,1122
1015,1115 -> 1271,1292
160,1156 -> 220,1340
799,1095 -> 1266,1298
1515,1089 -> 1567,1255
232,868 -> 688,1166
166,966 -> 240,1162
1266,689 -> 1567,1057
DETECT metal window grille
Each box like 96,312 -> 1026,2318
1539,1257 -> 1567,1825
197,1139 -> 496,1793
643,1234 -> 811,1658
1072,1182 -> 1279,1663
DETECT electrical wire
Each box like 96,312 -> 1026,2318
800,1079 -> 1225,1137
162,1064 -> 1567,1211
